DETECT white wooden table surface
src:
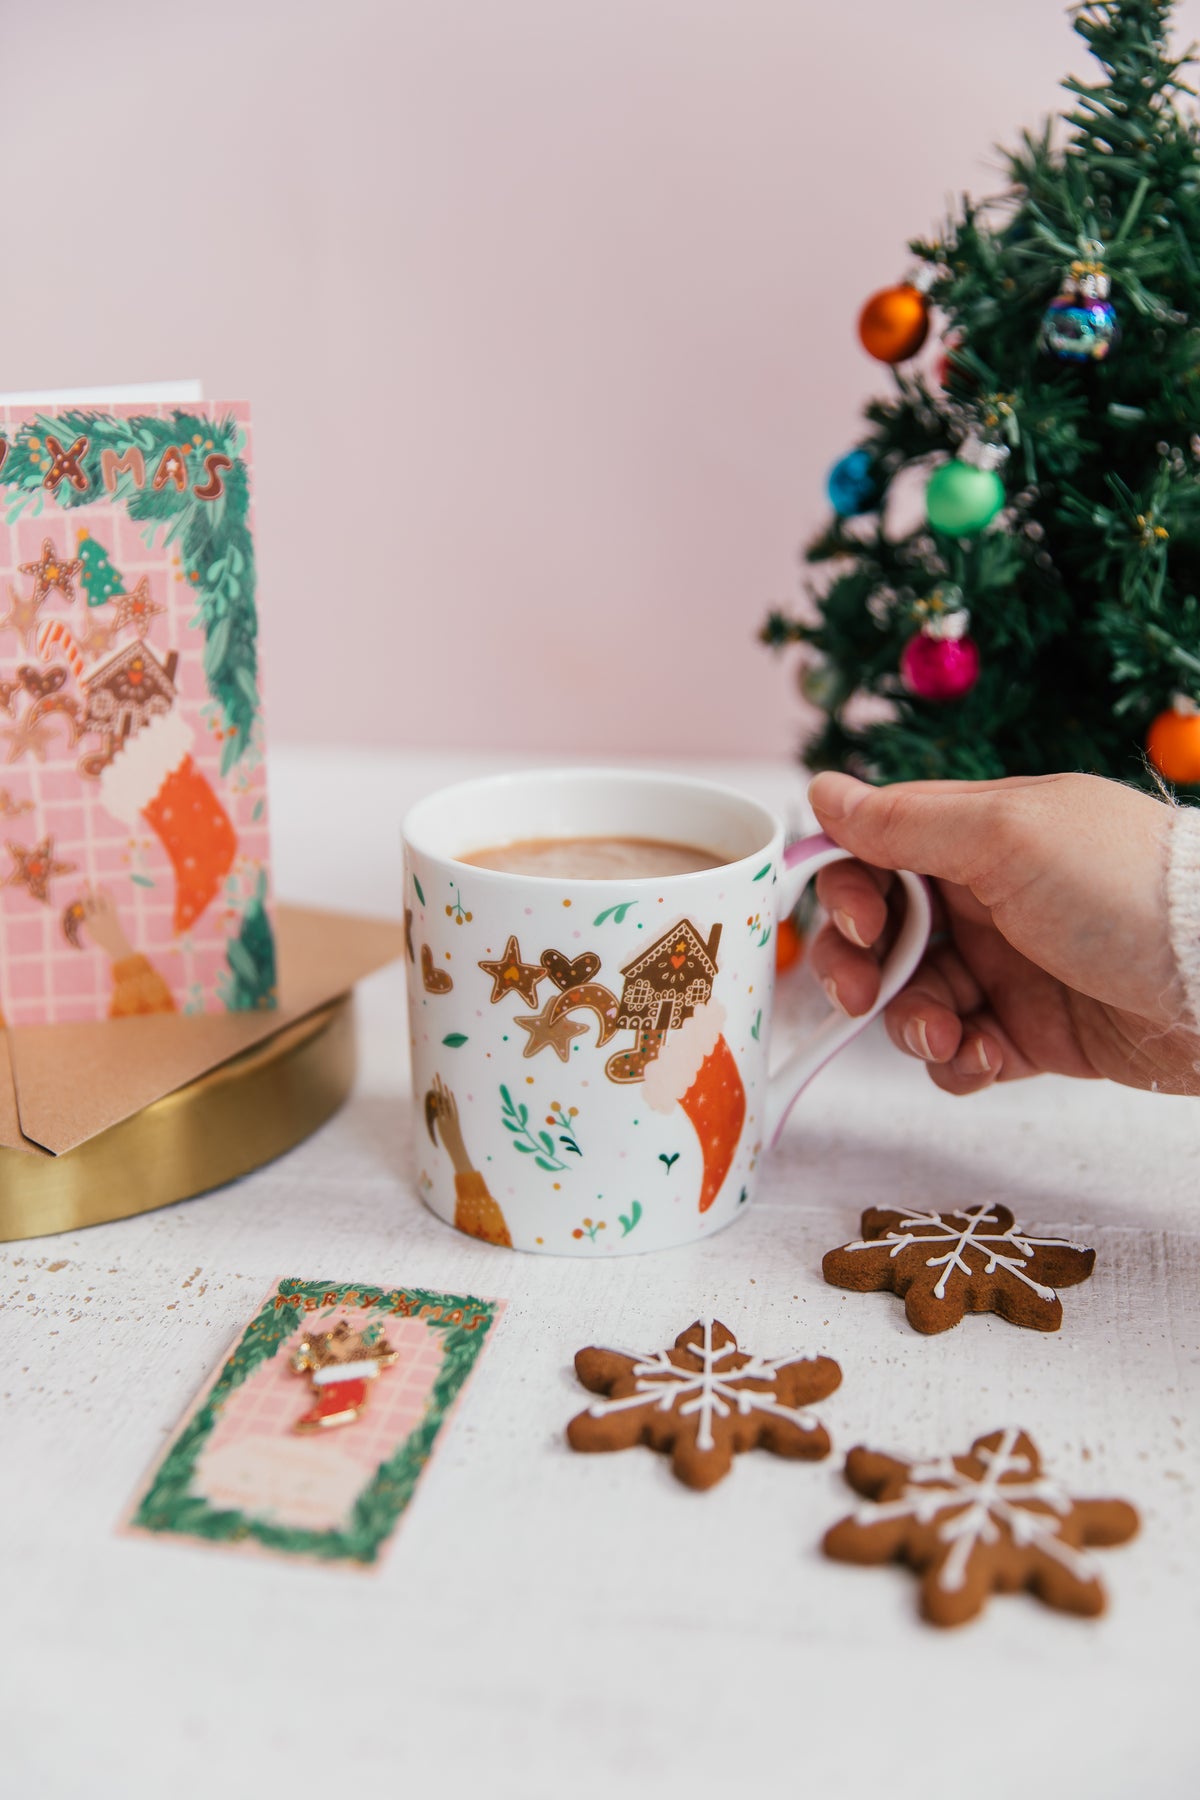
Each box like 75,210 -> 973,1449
4,749 -> 1198,1799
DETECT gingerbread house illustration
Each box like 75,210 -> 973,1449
614,919 -> 722,1036
83,640 -> 179,745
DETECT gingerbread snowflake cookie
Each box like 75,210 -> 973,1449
566,1317 -> 841,1490
821,1202 -> 1095,1334
823,1427 -> 1138,1627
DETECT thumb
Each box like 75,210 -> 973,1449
807,771 -> 1053,898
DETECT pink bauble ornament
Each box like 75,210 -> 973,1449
901,629 -> 981,701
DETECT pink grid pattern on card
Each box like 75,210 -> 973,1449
200,1313 -> 449,1481
0,402 -> 272,1024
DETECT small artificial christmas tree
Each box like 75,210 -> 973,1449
764,0 -> 1200,791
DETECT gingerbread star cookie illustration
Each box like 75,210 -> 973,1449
1,707 -> 61,765
4,835 -> 77,904
478,934 -> 548,1007
18,538 -> 83,608
821,1203 -> 1096,1334
111,575 -> 165,636
0,582 -> 49,653
567,1317 -> 841,1490
823,1426 -> 1139,1627
513,998 -> 590,1062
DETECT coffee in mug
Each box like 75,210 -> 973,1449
460,836 -> 723,879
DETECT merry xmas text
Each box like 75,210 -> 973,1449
0,433 -> 232,501
275,1289 -> 490,1329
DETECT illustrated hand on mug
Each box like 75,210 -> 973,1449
403,771 -> 932,1255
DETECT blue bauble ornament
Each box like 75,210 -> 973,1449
826,448 -> 879,517
1040,293 -> 1120,363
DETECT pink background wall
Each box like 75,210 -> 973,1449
5,0 -> 1194,758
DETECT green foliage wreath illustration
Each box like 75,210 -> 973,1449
132,1280 -> 502,1565
1,409 -> 259,774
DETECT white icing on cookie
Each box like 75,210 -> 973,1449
853,1426 -> 1096,1592
585,1317 -> 819,1452
841,1204 -> 1089,1303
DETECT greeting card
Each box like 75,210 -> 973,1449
0,398 -> 273,1025
127,1278 -> 505,1567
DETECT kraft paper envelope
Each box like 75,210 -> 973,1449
1,903 -> 406,1156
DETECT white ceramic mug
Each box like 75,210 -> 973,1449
402,769 -> 931,1255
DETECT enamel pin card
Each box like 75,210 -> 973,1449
129,1279 -> 505,1568
0,395 -> 273,1024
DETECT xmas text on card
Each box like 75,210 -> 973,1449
0,432 -> 231,501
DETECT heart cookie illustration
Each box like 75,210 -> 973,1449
541,948 -> 602,991
17,663 -> 66,701
421,943 -> 453,993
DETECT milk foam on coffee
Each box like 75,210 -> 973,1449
459,835 -> 724,879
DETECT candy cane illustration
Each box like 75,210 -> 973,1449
36,618 -> 85,682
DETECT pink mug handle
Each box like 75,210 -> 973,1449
764,833 -> 933,1147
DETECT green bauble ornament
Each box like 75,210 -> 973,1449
798,657 -> 846,710
925,460 -> 1005,536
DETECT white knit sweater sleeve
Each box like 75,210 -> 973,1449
1168,806 -> 1200,1027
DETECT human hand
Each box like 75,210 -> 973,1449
807,770 -> 1199,1097
80,887 -> 133,962
424,1073 -> 472,1172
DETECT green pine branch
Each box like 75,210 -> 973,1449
0,408 -> 260,773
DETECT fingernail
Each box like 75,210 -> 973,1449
833,907 -> 869,949
807,772 -> 869,822
904,1018 -> 933,1060
822,976 -> 848,1014
952,1037 -> 992,1077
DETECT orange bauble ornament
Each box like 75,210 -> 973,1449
858,283 -> 930,363
1146,699 -> 1200,785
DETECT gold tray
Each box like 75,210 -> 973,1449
0,995 -> 355,1243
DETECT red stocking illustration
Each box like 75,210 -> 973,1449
643,1000 -> 746,1212
99,711 -> 237,933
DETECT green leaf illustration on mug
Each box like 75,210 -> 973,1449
751,1009 -> 763,1042
548,1101 -> 582,1156
442,1032 -> 469,1048
499,1083 -> 567,1173
618,1200 -> 643,1236
593,900 -> 638,927
752,862 -> 772,882
412,873 -> 425,906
